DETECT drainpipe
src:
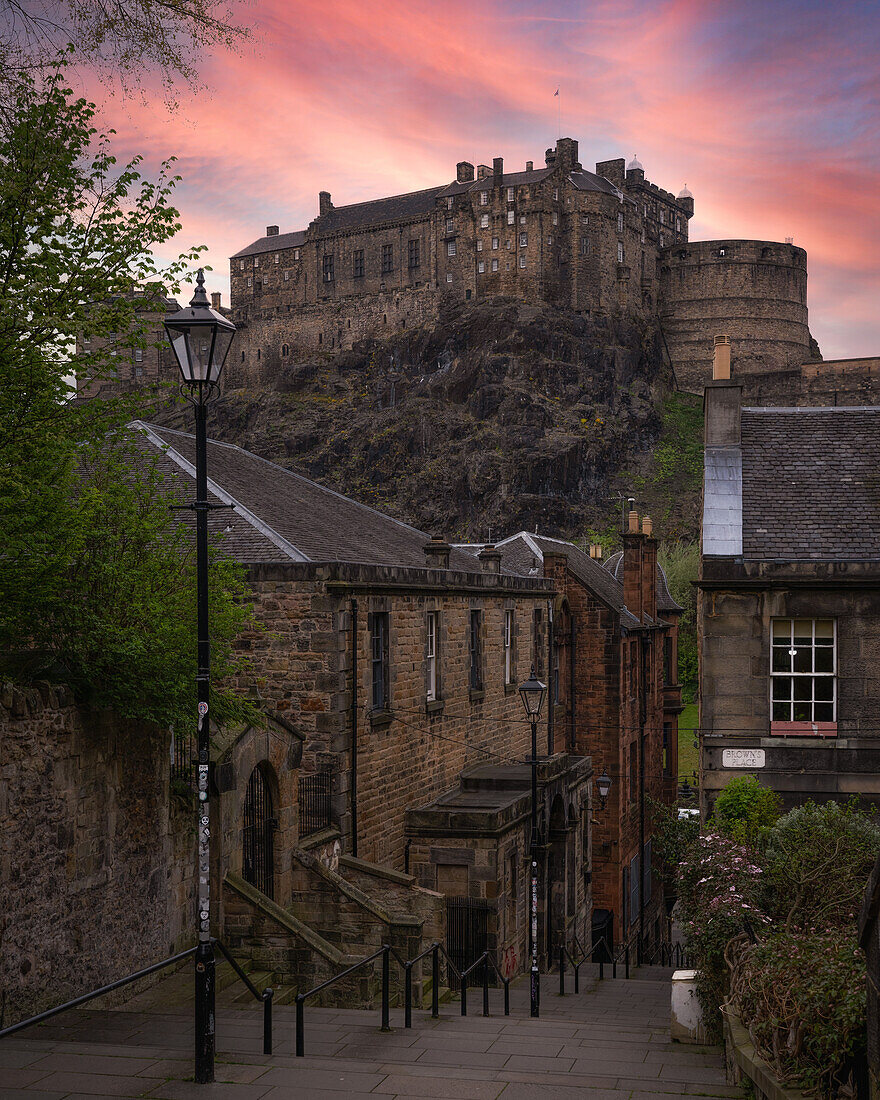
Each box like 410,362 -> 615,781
568,619 -> 576,753
638,633 -> 649,964
350,598 -> 358,858
547,600 -> 554,756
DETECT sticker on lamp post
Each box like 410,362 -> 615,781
722,748 -> 766,768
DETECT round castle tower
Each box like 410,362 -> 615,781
659,240 -> 814,392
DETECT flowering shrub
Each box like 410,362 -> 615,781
731,930 -> 866,1096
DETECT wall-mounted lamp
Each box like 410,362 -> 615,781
596,770 -> 612,810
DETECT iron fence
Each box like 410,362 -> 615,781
299,772 -> 332,837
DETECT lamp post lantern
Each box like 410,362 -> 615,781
518,667 -> 547,1019
596,770 -> 612,811
163,270 -> 235,1085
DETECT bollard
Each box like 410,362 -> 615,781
262,989 -> 273,1055
381,947 -> 391,1032
503,978 -> 510,1016
574,962 -> 579,995
460,972 -> 467,1017
482,957 -> 489,1017
295,995 -> 305,1057
431,944 -> 440,1019
559,947 -> 565,996
404,963 -> 412,1029
599,955 -> 604,981
625,943 -> 630,980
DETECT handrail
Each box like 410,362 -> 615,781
296,945 -> 388,1055
0,947 -> 197,1040
212,939 -> 274,1055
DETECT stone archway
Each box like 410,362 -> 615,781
242,763 -> 277,900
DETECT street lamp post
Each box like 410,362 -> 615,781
164,271 -> 236,1085
519,668 -> 547,1019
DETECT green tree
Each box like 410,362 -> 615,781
0,66 -> 257,733
711,775 -> 781,843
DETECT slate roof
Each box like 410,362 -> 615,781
739,407 -> 880,561
603,551 -> 683,613
568,169 -> 621,197
132,421 -> 514,573
232,230 -> 307,259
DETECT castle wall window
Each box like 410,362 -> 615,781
447,240 -> 456,256
426,611 -> 438,702
504,609 -> 515,684
240,260 -> 245,270
617,212 -> 624,232
446,273 -> 453,282
507,210 -> 514,225
294,249 -> 300,260
506,239 -> 512,249
617,241 -> 624,263
381,244 -> 394,274
281,343 -> 290,357
659,234 -> 665,248
476,240 -> 483,252
553,187 -> 559,200
491,237 -> 499,249
480,213 -> 489,229
247,277 -> 252,287
519,255 -> 526,268
370,611 -> 390,712
447,196 -> 453,210
581,237 -> 590,255
322,254 -> 334,282
469,610 -> 483,691
507,187 -> 515,202
254,257 -> 259,267
659,208 -> 665,224
352,249 -> 364,278
446,218 -> 454,234
408,239 -> 420,269
478,260 -> 485,273
519,214 -> 526,224
582,214 -> 589,225
480,191 -> 488,205
547,236 -> 553,246
552,212 -> 558,226
274,253 -> 279,264
491,259 -> 498,271
134,349 -> 143,363
676,217 -> 681,232
284,271 -> 290,281
519,233 -> 527,247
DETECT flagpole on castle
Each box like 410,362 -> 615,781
555,86 -> 560,137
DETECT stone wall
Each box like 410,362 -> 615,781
0,684 -> 194,1026
661,240 -> 814,392
739,357 -> 880,407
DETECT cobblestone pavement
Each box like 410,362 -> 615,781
0,969 -> 737,1099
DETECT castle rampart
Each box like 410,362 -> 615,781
659,239 -> 814,391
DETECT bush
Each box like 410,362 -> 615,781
712,776 -> 781,843
731,930 -> 866,1096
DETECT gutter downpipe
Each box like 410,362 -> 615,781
638,632 -> 649,965
568,619 -> 576,753
350,598 -> 358,859
547,600 -> 555,756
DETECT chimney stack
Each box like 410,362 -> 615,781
477,164 -> 491,180
526,160 -> 533,172
713,334 -> 731,380
266,225 -> 279,237
493,157 -> 503,189
623,515 -> 643,620
457,161 -> 475,183
424,536 -> 451,570
319,191 -> 332,216
478,545 -> 502,574
211,292 -> 221,310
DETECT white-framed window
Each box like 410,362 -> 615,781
284,270 -> 290,281
480,190 -> 488,205
659,208 -> 665,224
504,610 -> 514,684
640,228 -> 646,244
480,213 -> 489,228
581,237 -> 590,255
476,239 -> 483,251
274,253 -> 280,264
552,212 -> 558,226
519,214 -> 526,224
507,186 -> 515,202
519,255 -> 526,268
660,233 -> 665,248
447,240 -> 456,256
519,232 -> 527,247
617,241 -> 624,263
618,212 -> 624,233
676,217 -> 681,232
491,237 -> 499,250
507,210 -> 515,225
83,336 -> 91,347
582,214 -> 589,226
446,272 -> 453,282
447,196 -> 454,210
478,260 -> 485,273
247,276 -> 253,287
426,611 -> 437,702
547,235 -> 553,246
506,239 -> 512,249
491,258 -> 498,271
771,618 -> 836,724
446,218 -> 454,233
553,187 -> 559,200
294,248 -> 300,260
134,349 -> 143,363
254,257 -> 259,267
239,259 -> 245,270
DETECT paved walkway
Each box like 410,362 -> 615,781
1,969 -> 737,1099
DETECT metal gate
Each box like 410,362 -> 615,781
242,766 -> 275,899
446,897 -> 491,982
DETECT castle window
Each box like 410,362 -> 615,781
322,254 -> 334,282
134,349 -> 143,363
274,253 -> 279,264
581,237 -> 590,255
506,239 -> 512,249
480,213 -> 489,228
507,187 -> 515,202
257,348 -> 261,360
370,612 -> 390,711
446,218 -> 454,234
480,190 -> 488,205
381,244 -> 394,274
519,233 -> 527,247
659,234 -> 665,248
491,237 -> 499,250
282,343 -> 290,357
718,248 -> 725,257
240,350 -> 245,361
446,273 -> 453,282
553,187 -> 558,200
447,240 -> 456,256
254,257 -> 259,267
519,214 -> 526,224
676,217 -> 681,233
507,210 -> 514,225
477,260 -> 485,274
659,208 -> 665,224
247,276 -> 252,287
469,610 -> 483,690
294,249 -> 300,260
239,259 -> 245,270
491,258 -> 498,272
408,239 -> 420,269
641,228 -> 645,244
353,249 -> 364,278
617,212 -> 624,233
447,196 -> 453,210
552,212 -> 558,226
318,333 -> 322,344
617,241 -> 624,263
547,235 -> 553,246
582,214 -> 588,225
519,255 -> 526,268
284,270 -> 290,281
476,239 -> 483,252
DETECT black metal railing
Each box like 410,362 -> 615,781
0,941 -> 275,1055
294,941 -> 511,1057
640,940 -> 694,968
170,726 -> 194,788
299,772 -> 332,837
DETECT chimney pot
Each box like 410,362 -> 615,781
713,334 -> 731,380
641,516 -> 653,537
424,535 -> 451,569
211,291 -> 221,310
477,545 -> 503,574
526,160 -> 533,171
266,225 -> 279,237
628,509 -> 640,534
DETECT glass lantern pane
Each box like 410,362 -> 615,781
211,327 -> 235,376
166,325 -> 192,380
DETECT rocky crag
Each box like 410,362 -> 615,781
152,298 -> 703,543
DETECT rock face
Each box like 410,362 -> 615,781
155,299 -> 678,542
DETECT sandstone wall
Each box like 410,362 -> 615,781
0,684 -> 194,1026
739,356 -> 880,407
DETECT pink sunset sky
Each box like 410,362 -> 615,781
90,0 -> 879,360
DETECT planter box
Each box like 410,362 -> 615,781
671,969 -> 709,1044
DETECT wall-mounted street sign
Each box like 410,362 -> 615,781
722,748 -> 766,768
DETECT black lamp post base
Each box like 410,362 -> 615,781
194,941 -> 215,1083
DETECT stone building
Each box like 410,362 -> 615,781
130,421 -> 593,982
454,527 -> 683,957
697,339 -> 880,813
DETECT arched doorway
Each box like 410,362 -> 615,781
242,765 -> 276,899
